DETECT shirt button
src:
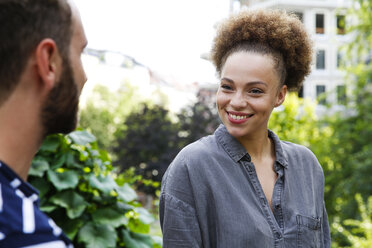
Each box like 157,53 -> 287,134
275,204 -> 280,209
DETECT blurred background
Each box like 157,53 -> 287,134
31,0 -> 372,247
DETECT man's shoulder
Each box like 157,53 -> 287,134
0,171 -> 72,247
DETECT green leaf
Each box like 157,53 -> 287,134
69,130 -> 96,145
50,190 -> 88,219
40,205 -> 57,213
50,154 -> 67,169
89,174 -> 116,194
29,159 -> 49,177
116,201 -> 134,212
40,135 -> 61,152
135,207 -> 155,225
78,222 -> 116,248
28,177 -> 51,198
59,218 -> 84,240
116,183 -> 137,202
120,229 -> 153,248
65,152 -> 83,169
152,235 -> 163,248
92,207 -> 128,228
47,170 -> 79,191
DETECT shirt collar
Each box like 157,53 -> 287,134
268,130 -> 289,168
215,124 -> 288,168
0,160 -> 39,197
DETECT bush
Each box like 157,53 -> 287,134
79,83 -> 148,151
332,194 -> 372,248
28,130 -> 161,248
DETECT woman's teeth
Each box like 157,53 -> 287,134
229,113 -> 251,120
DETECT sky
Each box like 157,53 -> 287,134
74,0 -> 231,84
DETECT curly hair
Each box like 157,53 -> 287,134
211,9 -> 313,91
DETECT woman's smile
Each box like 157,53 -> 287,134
226,111 -> 254,124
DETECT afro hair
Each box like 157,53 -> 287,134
211,9 -> 313,91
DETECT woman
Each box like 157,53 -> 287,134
159,9 -> 330,248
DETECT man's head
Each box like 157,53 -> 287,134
0,0 -> 87,136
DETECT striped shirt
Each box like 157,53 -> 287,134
0,161 -> 73,248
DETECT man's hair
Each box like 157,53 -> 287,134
211,9 -> 313,91
0,0 -> 72,103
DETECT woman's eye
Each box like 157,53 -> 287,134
250,88 -> 263,94
221,84 -> 232,90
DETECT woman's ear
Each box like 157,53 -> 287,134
35,38 -> 62,92
275,85 -> 287,107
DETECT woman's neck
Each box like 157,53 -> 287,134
236,128 -> 274,163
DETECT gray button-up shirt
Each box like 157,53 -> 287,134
160,125 -> 331,248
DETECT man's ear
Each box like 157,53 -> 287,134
275,85 -> 287,107
35,39 -> 61,91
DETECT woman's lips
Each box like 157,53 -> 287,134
226,111 -> 254,124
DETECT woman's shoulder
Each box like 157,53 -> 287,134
177,134 -> 219,162
161,134 -> 219,197
163,134 -> 219,179
280,140 -> 324,174
281,140 -> 317,159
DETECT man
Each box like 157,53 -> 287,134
0,0 -> 87,247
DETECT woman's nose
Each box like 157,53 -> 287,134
230,92 -> 247,109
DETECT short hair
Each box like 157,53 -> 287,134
211,9 -> 313,91
0,0 -> 72,103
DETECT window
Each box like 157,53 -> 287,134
337,15 -> 346,35
337,85 -> 347,105
293,12 -> 303,22
316,50 -> 326,69
316,85 -> 326,105
316,14 -> 325,34
337,51 -> 343,68
298,85 -> 304,98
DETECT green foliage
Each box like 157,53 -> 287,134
79,83 -> 146,150
113,103 -> 179,187
345,0 -> 372,59
326,0 -> 372,246
325,0 -> 372,226
332,195 -> 372,248
29,130 -> 161,248
112,100 -> 220,195
177,101 -> 220,148
269,93 -> 332,145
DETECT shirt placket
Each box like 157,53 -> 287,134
242,158 -> 284,247
272,164 -> 285,231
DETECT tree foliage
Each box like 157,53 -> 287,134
79,83 -> 148,150
28,130 -> 161,248
325,0 -> 372,220
112,101 -> 220,194
177,101 -> 220,148
325,0 -> 372,246
113,104 -> 179,183
332,195 -> 372,248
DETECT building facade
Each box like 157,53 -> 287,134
231,0 -> 353,110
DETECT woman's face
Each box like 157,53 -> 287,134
216,51 -> 287,140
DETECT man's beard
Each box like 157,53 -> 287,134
41,57 -> 79,136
